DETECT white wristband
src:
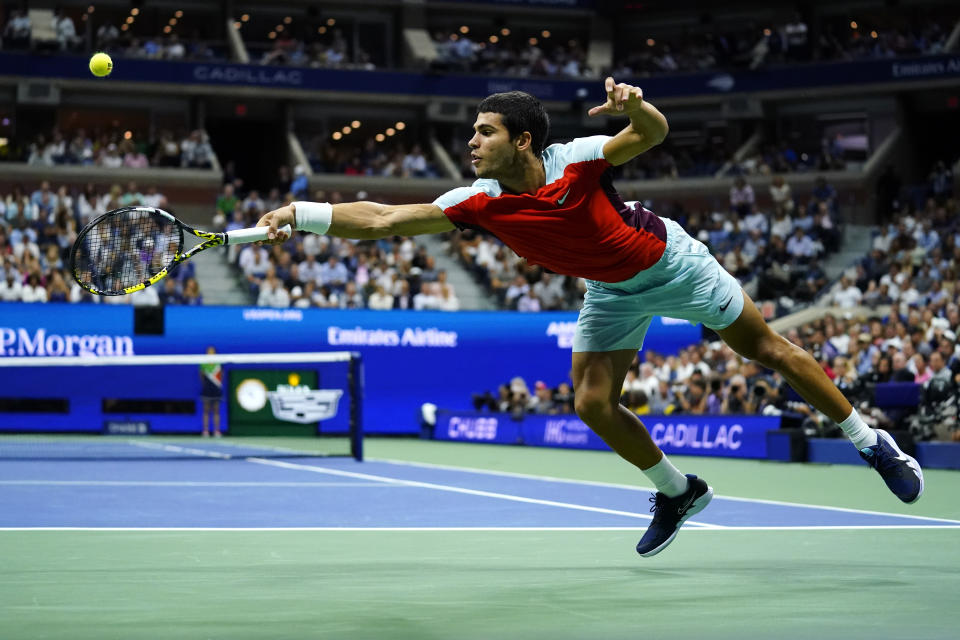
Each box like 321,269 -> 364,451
293,201 -> 333,235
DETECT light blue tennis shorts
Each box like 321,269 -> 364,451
573,217 -> 744,353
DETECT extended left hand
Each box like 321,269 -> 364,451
587,77 -> 644,116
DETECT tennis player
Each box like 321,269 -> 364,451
257,78 -> 923,557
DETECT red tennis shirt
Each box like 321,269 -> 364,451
433,135 -> 668,283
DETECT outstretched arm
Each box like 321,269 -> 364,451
256,201 -> 455,242
588,76 -> 669,166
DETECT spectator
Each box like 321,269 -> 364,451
318,255 -> 348,291
929,351 -> 952,382
52,7 -> 78,51
96,22 -> 119,50
368,284 -> 394,310
3,10 -> 32,49
832,275 -> 863,308
98,144 -> 123,168
181,130 -> 214,168
721,376 -> 753,414
677,379 -> 708,414
553,382 -> 575,414
314,284 -> 339,308
811,176 -> 838,214
121,141 -> 149,168
402,145 -> 430,178
21,273 -> 48,303
786,228 -> 817,262
769,175 -> 794,213
729,176 -> 755,216
437,283 -> 460,311
413,282 -> 438,310
516,289 -> 541,312
257,270 -> 290,307
0,268 -> 23,301
339,281 -> 365,309
532,381 -> 555,414
45,270 -> 69,302
181,277 -> 203,305
216,184 -> 238,219
158,278 -> 183,305
913,353 -> 932,384
153,131 -> 181,167
165,34 -> 185,60
290,165 -> 309,199
928,161 -> 953,203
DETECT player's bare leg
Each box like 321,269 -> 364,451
571,349 -> 662,469
715,290 -> 852,421
716,290 -> 923,503
572,349 -> 713,556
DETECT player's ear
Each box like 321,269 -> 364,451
514,131 -> 533,153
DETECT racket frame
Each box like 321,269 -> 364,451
71,206 -> 247,296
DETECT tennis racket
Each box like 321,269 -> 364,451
70,206 -> 290,296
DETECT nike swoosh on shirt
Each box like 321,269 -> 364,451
719,297 -> 733,312
557,189 -> 571,206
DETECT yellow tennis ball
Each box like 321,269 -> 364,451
89,52 -> 113,77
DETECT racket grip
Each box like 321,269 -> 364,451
225,224 -> 292,244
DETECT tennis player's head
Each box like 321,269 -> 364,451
470,91 -> 550,178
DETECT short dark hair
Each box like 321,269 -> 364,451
476,91 -> 550,158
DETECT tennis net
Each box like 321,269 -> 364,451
0,351 -> 363,461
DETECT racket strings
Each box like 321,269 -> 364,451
74,209 -> 180,293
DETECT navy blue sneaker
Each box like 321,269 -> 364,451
859,429 -> 924,504
636,474 -> 713,558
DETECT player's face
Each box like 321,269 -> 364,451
468,113 -> 517,179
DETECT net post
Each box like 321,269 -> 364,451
348,351 -> 364,461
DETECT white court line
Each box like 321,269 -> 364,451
372,457 -> 960,525
0,480 -> 393,488
246,457 -> 721,528
2,525 -> 959,532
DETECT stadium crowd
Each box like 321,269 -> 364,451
430,31 -> 593,78
211,183 -> 459,311
610,7 -> 955,77
8,128 -> 215,169
4,5 -> 955,78
251,28 -> 376,70
0,180 -> 202,306
305,137 -> 441,178
1,7 -> 225,61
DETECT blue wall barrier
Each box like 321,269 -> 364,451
435,411 -> 780,459
2,51 -> 958,101
805,437 -> 960,470
0,360 -> 352,435
0,302 -> 699,433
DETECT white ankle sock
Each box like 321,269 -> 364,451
838,409 -> 878,450
642,455 -> 689,498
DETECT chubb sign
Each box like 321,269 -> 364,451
0,327 -> 134,357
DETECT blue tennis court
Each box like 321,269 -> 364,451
3,444 -> 957,530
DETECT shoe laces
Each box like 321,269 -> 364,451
648,493 -> 669,517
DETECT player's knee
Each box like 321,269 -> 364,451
753,334 -> 800,372
574,390 -> 614,424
